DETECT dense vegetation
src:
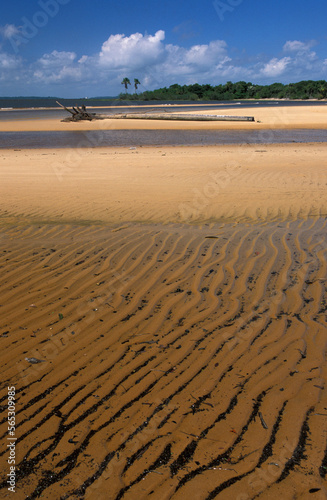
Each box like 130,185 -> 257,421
119,80 -> 327,101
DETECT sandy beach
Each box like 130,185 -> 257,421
0,105 -> 327,499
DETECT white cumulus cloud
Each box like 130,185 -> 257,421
261,57 -> 291,77
184,40 -> 230,66
37,50 -> 77,67
0,52 -> 21,69
98,30 -> 165,69
281,39 -> 319,78
33,50 -> 81,84
283,40 -> 316,53
144,38 -> 231,84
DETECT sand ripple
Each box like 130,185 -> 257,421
0,218 -> 327,499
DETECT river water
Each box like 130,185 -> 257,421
0,129 -> 326,149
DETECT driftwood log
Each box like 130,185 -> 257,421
57,101 -> 100,121
57,101 -> 255,122
112,113 -> 255,122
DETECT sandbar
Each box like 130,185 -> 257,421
0,104 -> 326,131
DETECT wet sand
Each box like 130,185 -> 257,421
0,110 -> 327,500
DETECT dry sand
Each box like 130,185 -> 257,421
0,143 -> 327,226
0,107 -> 327,499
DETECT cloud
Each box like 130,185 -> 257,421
0,50 -> 23,90
0,52 -> 21,69
283,39 -> 318,64
33,50 -> 82,84
98,30 -> 166,69
283,40 -> 316,53
184,40 -> 230,66
1,31 -> 326,96
141,38 -> 231,86
37,50 -> 77,67
33,66 -> 83,84
280,39 -> 319,79
261,57 -> 291,77
0,24 -> 21,40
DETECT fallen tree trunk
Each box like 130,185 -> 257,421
57,101 -> 255,122
56,101 -> 75,115
57,101 -> 98,121
112,113 -> 255,122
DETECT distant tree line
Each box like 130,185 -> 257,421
118,80 -> 327,101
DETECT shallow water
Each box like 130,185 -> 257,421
0,128 -> 326,149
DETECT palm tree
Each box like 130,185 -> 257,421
121,77 -> 131,93
319,85 -> 327,99
134,78 -> 141,93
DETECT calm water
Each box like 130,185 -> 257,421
0,129 -> 326,149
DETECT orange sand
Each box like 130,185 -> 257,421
0,112 -> 327,499
0,143 -> 327,225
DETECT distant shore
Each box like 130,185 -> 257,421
1,97 -> 327,111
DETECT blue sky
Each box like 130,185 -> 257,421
0,0 -> 327,97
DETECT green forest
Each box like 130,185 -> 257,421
119,80 -> 327,101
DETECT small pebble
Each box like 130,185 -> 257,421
25,357 -> 46,364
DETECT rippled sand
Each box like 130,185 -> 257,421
0,144 -> 327,225
0,139 -> 327,499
